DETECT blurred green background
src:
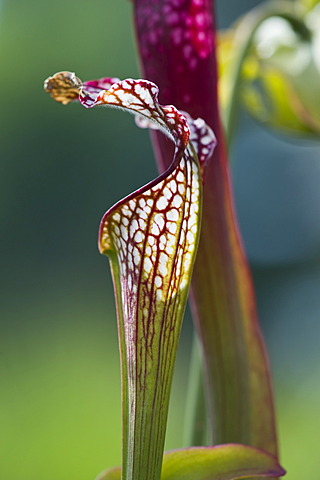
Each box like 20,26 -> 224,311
1,0 -> 320,479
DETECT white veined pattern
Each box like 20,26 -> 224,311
44,72 -> 215,480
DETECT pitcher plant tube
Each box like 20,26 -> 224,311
44,70 -> 284,480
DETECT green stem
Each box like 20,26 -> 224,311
183,334 -> 207,447
224,0 -> 312,147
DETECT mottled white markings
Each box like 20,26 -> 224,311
168,179 -> 177,193
134,231 -> 144,243
168,222 -> 177,235
138,218 -> 147,229
151,223 -> 160,236
178,184 -> 185,195
144,257 -> 153,274
88,78 -> 208,335
173,194 -> 183,208
154,213 -> 165,231
156,197 -> 169,210
167,209 -> 179,222
120,225 -> 129,241
160,234 -> 167,245
159,264 -> 168,277
156,290 -> 163,301
133,250 -> 141,265
187,231 -> 195,243
160,252 -> 169,265
130,219 -> 139,237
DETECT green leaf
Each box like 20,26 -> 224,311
242,63 -> 320,135
161,445 -> 286,480
218,6 -> 320,138
95,467 -> 121,480
94,445 -> 285,480
242,15 -> 320,136
298,0 -> 320,11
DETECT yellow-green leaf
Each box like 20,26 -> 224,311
161,445 -> 285,480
